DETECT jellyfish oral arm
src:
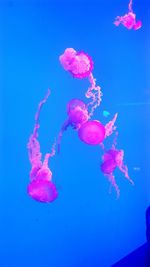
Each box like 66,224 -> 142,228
28,136 -> 42,166
27,89 -> 51,169
43,143 -> 56,168
117,157 -> 134,185
86,73 -> 103,118
57,119 -> 70,153
115,149 -> 134,185
128,0 -> 133,12
107,173 -> 120,199
105,113 -> 118,138
33,89 -> 50,138
118,164 -> 134,185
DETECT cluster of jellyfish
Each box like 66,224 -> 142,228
27,0 -> 141,203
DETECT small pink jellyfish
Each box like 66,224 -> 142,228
114,0 -> 142,30
59,48 -> 103,117
78,120 -> 106,145
57,98 -> 89,152
100,145 -> 134,198
27,89 -> 58,203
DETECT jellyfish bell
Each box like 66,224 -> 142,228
100,159 -> 117,175
59,48 -> 93,79
122,12 -> 136,29
67,99 -> 89,125
67,98 -> 87,114
59,48 -> 77,71
35,167 -> 52,182
27,179 -> 58,203
103,149 -> 118,161
101,148 -> 120,175
78,120 -> 106,145
69,51 -> 94,79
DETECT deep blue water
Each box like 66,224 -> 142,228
1,0 -> 150,266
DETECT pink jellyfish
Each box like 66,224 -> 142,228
27,89 -> 58,203
78,112 -> 118,146
78,120 -> 106,145
57,98 -> 89,152
100,145 -> 134,198
114,0 -> 142,30
59,48 -> 102,118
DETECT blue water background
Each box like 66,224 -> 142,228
1,0 -> 150,266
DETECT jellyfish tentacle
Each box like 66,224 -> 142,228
105,113 -> 118,138
43,141 -> 56,168
86,73 -> 103,118
128,0 -> 133,13
57,119 -> 70,153
107,173 -> 120,199
28,136 -> 42,166
27,90 -> 51,171
118,163 -> 134,185
116,151 -> 134,185
33,88 -> 50,138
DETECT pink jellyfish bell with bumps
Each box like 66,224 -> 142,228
27,89 -> 58,203
59,48 -> 93,79
114,0 -> 142,30
59,48 -> 103,118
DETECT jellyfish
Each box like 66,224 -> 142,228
27,89 -> 58,203
114,0 -> 142,30
57,98 -> 89,152
100,145 -> 134,198
77,112 -> 118,146
59,48 -> 103,118
78,120 -> 106,145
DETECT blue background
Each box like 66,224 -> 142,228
1,0 -> 150,266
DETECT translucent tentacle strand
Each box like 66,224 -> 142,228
57,119 -> 70,153
128,0 -> 133,12
27,89 -> 51,178
108,174 -> 120,199
86,73 -> 103,118
105,113 -> 118,138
